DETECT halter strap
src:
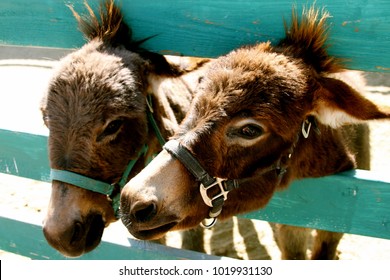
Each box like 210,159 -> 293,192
163,140 -> 219,187
50,169 -> 115,195
163,117 -> 319,228
50,95 -> 166,218
164,140 -> 278,227
145,95 -> 166,146
50,144 -> 148,218
163,140 -> 240,223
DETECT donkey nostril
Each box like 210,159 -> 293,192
70,221 -> 84,245
132,202 -> 157,223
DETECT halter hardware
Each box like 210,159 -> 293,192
163,116 -> 319,229
200,178 -> 229,208
164,140 -> 240,228
302,118 -> 312,138
50,95 -> 165,218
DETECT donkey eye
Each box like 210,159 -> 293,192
238,124 -> 263,139
226,119 -> 265,145
104,119 -> 123,136
97,119 -> 126,142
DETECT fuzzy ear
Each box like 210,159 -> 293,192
312,76 -> 390,128
143,54 -> 210,77
146,56 -> 210,138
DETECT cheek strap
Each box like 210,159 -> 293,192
163,140 -> 239,228
162,117 -> 317,228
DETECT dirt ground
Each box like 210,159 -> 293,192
0,60 -> 390,260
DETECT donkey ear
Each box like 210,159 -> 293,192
312,76 -> 390,128
142,53 -> 210,77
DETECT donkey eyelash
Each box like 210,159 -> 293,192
225,119 -> 267,147
96,118 -> 124,142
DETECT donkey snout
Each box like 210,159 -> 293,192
43,213 -> 105,257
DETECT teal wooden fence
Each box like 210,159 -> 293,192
0,0 -> 389,259
1,0 -> 389,72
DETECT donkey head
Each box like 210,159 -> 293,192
120,7 -> 390,240
41,0 -> 205,257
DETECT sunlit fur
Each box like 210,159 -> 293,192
41,0 -> 209,257
121,6 -> 390,259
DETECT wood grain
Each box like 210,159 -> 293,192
0,0 -> 389,72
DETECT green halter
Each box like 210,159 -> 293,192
50,96 -> 165,218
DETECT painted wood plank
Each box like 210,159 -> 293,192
0,129 -> 50,182
1,129 -> 390,239
0,215 -> 223,260
0,0 -> 389,72
243,170 -> 390,240
1,0 -> 389,260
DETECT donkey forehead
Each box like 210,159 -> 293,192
47,42 -> 146,111
52,42 -> 145,100
188,46 -> 309,129
205,45 -> 307,99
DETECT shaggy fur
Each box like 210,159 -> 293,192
120,6 -> 390,259
41,0 -> 209,257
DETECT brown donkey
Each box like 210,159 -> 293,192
41,0 -> 209,257
120,7 -> 390,259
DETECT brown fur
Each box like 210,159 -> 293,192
120,6 -> 390,259
279,7 -> 344,73
41,0 -> 209,257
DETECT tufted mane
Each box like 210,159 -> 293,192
68,0 -> 142,51
278,5 -> 344,73
68,0 -> 208,76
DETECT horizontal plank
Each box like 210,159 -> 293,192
0,215 -> 223,260
244,170 -> 390,240
0,129 -> 49,182
1,129 -> 390,240
0,45 -> 71,61
0,0 -> 389,72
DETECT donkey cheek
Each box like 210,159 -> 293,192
221,183 -> 277,219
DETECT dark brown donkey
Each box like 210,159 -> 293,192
120,7 -> 390,259
41,0 -> 209,257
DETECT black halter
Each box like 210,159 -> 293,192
163,117 -> 318,228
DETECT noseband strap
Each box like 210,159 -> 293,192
50,95 -> 165,218
50,169 -> 116,195
163,117 -> 319,228
164,140 -> 240,228
163,140 -> 220,187
50,144 -> 148,218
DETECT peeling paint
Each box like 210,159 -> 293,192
381,218 -> 390,231
205,19 -> 218,25
13,157 -> 19,174
343,186 -> 359,197
342,19 -> 362,26
376,66 -> 390,71
160,50 -> 182,56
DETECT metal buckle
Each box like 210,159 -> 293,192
200,178 -> 229,207
301,118 -> 312,138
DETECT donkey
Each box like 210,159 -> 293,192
120,7 -> 390,259
40,0 -> 209,257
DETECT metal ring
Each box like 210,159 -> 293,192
200,217 -> 217,229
